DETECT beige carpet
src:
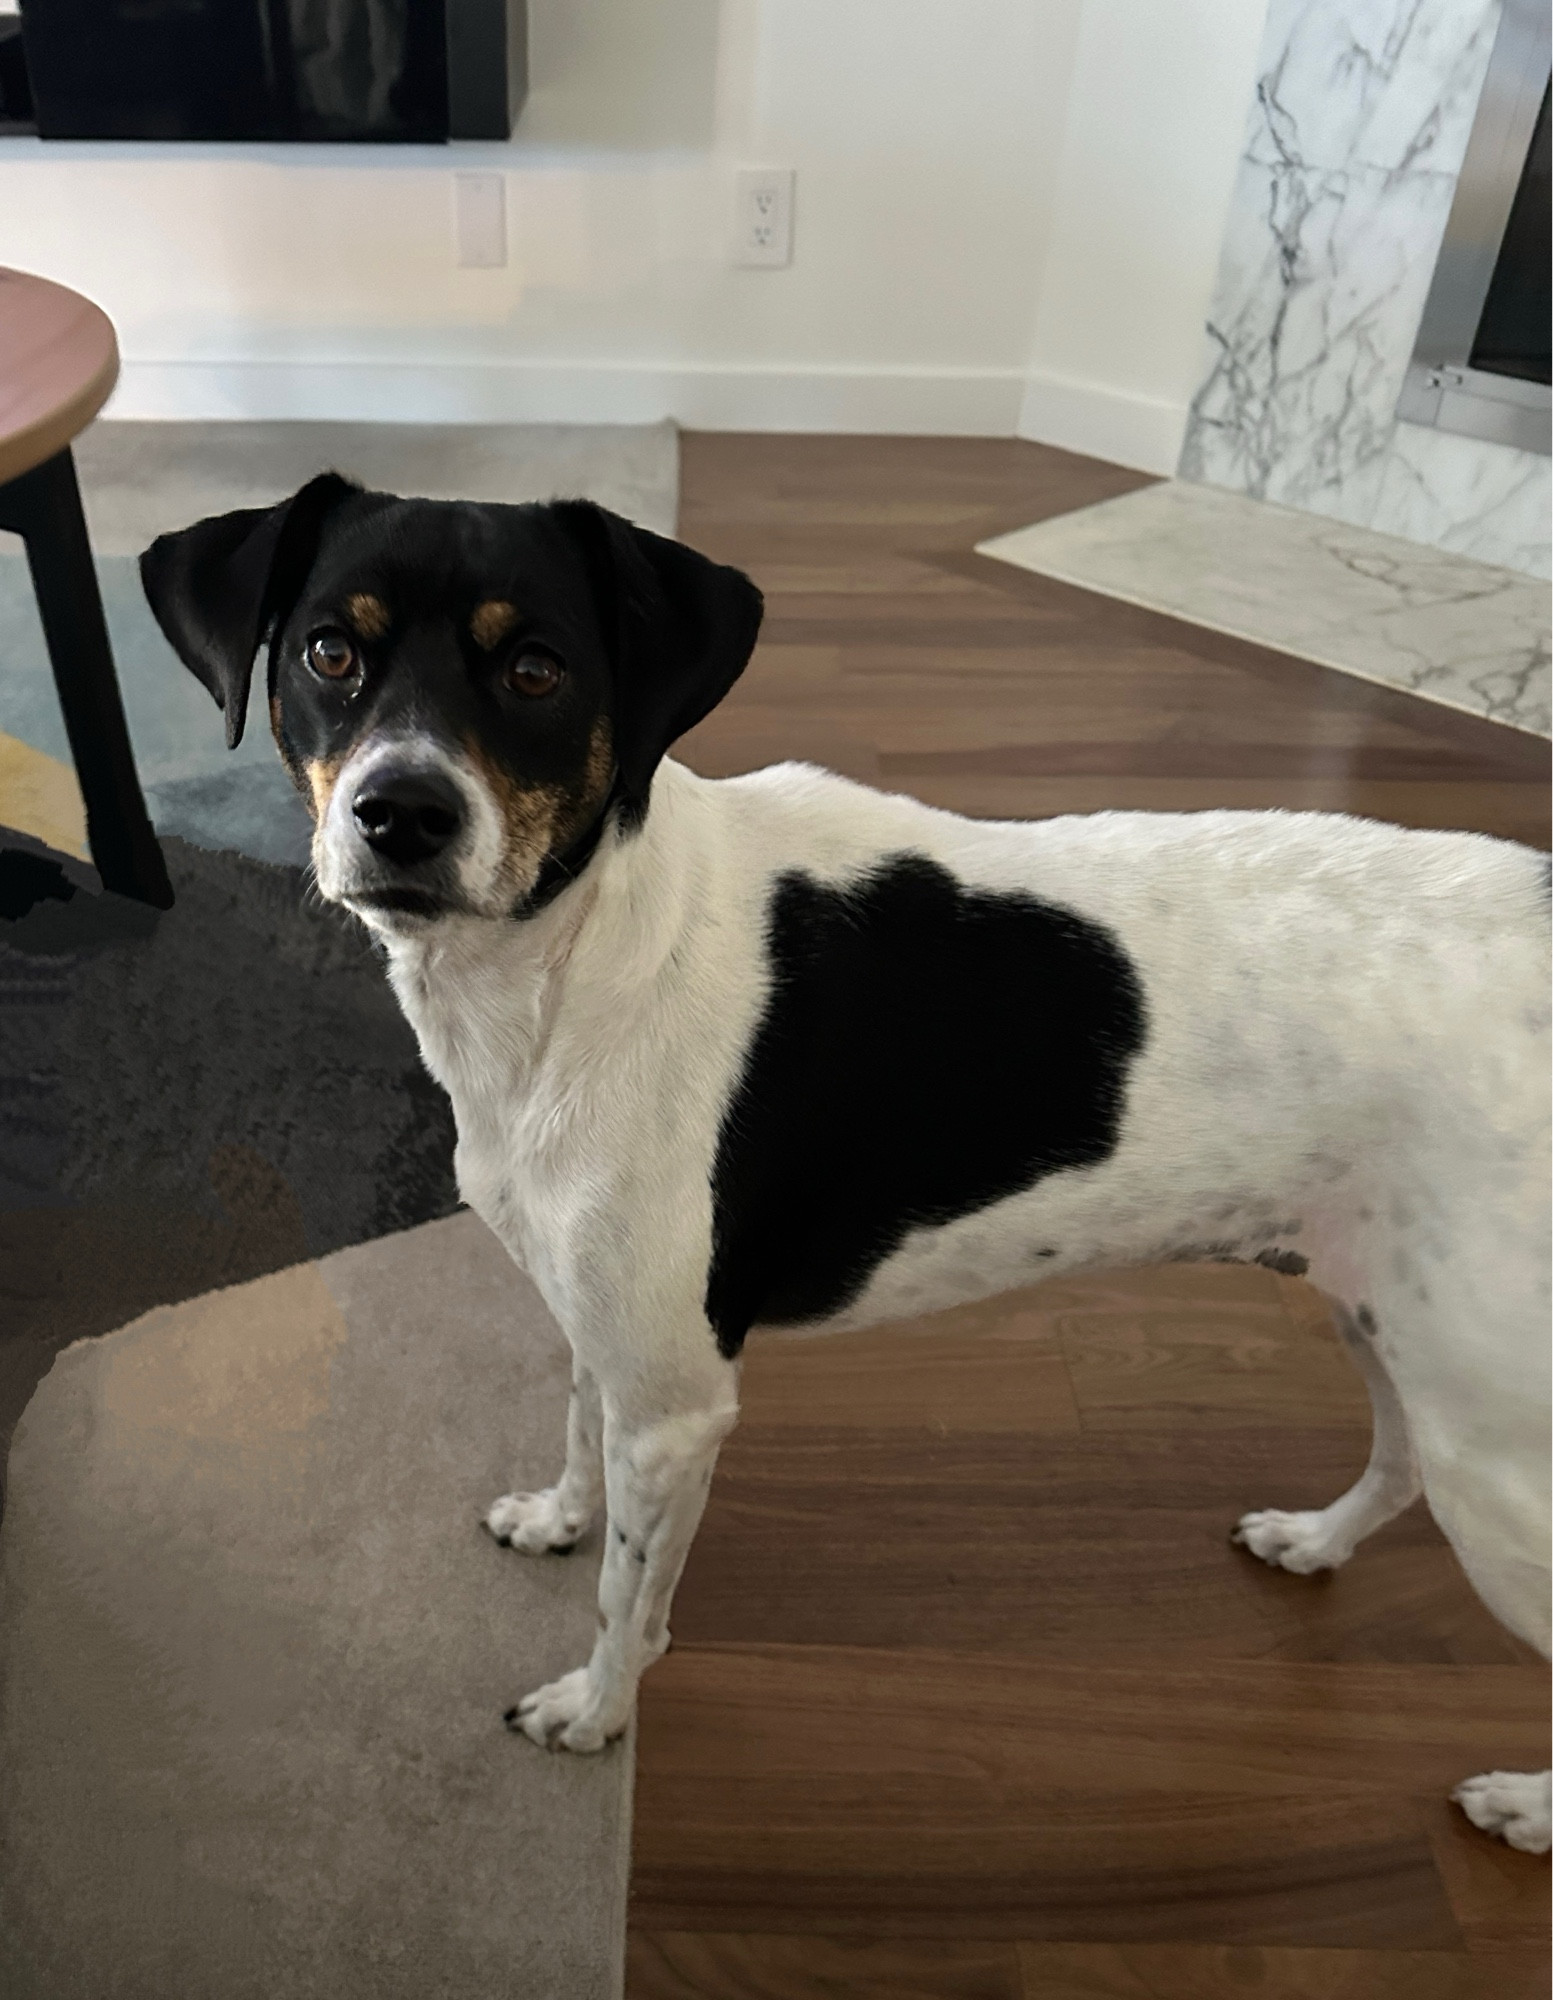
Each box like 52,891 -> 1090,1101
0,1212 -> 630,2000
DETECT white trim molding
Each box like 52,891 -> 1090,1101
1016,369 -> 1189,477
107,360 -> 1030,436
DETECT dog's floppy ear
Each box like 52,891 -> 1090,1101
552,501 -> 763,819
140,472 -> 361,749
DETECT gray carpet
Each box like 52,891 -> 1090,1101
68,420 -> 681,555
0,421 -> 680,867
0,830 -> 460,1509
0,1211 -> 631,2000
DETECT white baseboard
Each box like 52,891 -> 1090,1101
103,356 -> 1185,466
1016,369 -> 1188,477
107,360 -> 1029,436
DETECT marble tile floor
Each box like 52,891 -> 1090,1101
978,480 -> 1551,738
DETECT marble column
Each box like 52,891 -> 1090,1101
1180,0 -> 1550,579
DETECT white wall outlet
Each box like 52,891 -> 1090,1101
454,172 -> 507,269
735,167 -> 795,268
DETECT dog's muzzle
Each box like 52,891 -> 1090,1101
317,749 -> 481,923
351,769 -> 464,868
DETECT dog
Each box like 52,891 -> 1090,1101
141,475 -> 1552,1853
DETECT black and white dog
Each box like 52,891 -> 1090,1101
143,477 -> 1551,1851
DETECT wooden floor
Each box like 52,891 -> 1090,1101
626,436 -> 1550,1999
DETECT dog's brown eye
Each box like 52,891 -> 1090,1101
504,651 -> 563,698
307,630 -> 358,681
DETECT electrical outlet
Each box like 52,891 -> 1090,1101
455,172 -> 507,269
735,168 -> 794,268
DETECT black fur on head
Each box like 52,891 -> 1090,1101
140,472 -> 362,749
140,480 -> 764,922
140,480 -> 764,813
548,499 -> 765,825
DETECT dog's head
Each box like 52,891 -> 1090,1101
140,475 -> 762,929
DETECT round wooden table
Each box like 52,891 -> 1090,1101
0,267 -> 172,906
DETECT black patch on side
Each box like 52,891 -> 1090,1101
705,853 -> 1147,1358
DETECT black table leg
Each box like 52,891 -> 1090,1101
0,447 -> 173,908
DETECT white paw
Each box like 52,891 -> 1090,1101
504,1666 -> 627,1754
1232,1507 -> 1352,1575
483,1489 -> 585,1554
1452,1770 -> 1552,1854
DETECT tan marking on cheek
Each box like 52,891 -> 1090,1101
470,600 -> 520,650
345,593 -> 390,641
545,715 -> 617,852
304,755 -> 344,822
464,740 -> 562,891
270,695 -> 307,797
584,717 -> 614,804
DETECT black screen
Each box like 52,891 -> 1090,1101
21,0 -> 449,142
1470,81 -> 1551,387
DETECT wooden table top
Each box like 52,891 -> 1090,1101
0,267 -> 119,488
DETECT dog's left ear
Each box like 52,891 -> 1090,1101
553,501 -> 763,819
140,472 -> 361,749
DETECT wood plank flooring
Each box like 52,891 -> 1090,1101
626,436 -> 1550,1999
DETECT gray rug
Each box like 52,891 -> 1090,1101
0,831 -> 459,1500
0,421 -> 680,866
0,1211 -> 630,2000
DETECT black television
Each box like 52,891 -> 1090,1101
11,0 -> 526,142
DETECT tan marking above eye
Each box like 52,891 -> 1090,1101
471,600 -> 521,650
345,593 -> 391,640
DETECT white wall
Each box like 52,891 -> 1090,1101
1019,0 -> 1269,471
0,0 -> 1265,464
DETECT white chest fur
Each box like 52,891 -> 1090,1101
384,918 -> 580,1284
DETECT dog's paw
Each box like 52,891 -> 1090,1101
1452,1770 -> 1552,1854
483,1489 -> 586,1554
504,1667 -> 627,1754
1231,1507 -> 1351,1575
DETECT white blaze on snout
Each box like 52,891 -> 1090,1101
311,733 -> 509,911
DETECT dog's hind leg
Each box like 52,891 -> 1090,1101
1233,1304 -> 1421,1574
1423,1435 -> 1550,1854
1452,1770 -> 1552,1854
484,1361 -> 604,1554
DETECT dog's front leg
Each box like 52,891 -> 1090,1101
507,1393 -> 737,1753
485,1362 -> 604,1554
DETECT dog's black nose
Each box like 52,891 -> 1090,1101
352,772 -> 464,866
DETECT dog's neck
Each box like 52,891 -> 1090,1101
373,759 -> 704,1111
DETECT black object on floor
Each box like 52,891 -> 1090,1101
0,827 -> 459,1496
0,847 -> 78,922
0,448 -> 173,907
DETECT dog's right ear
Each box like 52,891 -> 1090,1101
140,472 -> 360,749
